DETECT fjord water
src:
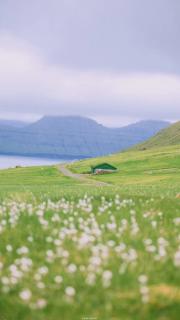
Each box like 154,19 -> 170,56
0,155 -> 68,169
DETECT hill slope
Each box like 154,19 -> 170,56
69,144 -> 180,196
0,116 -> 169,158
130,121 -> 180,151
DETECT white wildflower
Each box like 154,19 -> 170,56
36,299 -> 47,309
65,286 -> 76,297
17,246 -> 29,255
38,266 -> 49,275
102,270 -> 112,288
19,289 -> 32,301
6,244 -> 13,252
138,275 -> 148,284
174,249 -> 180,267
67,263 -> 77,273
174,218 -> 180,226
54,275 -> 63,284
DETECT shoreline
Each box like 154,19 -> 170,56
0,152 -> 87,161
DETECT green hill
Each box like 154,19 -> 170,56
69,144 -> 180,197
131,121 -> 180,151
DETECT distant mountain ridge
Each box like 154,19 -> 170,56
0,116 -> 170,158
0,119 -> 28,128
130,121 -> 180,151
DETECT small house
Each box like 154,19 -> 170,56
91,163 -> 117,174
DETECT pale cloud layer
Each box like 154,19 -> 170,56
0,0 -> 180,126
0,34 -> 180,122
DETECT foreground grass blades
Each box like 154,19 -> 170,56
0,194 -> 180,320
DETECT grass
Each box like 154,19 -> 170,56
0,165 -> 83,200
69,145 -> 180,197
0,145 -> 180,320
0,165 -> 76,186
130,120 -> 180,150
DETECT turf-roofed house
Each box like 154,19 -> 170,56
91,163 -> 117,174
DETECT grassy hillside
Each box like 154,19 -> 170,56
130,121 -> 180,151
0,146 -> 180,320
69,145 -> 180,197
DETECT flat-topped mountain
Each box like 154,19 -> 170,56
131,121 -> 180,151
27,116 -> 104,132
0,116 -> 170,158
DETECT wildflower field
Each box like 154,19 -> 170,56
0,146 -> 180,320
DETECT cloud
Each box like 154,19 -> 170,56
0,34 -> 180,121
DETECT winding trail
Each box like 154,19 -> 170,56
58,164 -> 109,187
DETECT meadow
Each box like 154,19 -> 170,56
70,145 -> 180,197
0,145 -> 180,320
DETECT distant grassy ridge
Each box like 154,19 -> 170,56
130,121 -> 180,151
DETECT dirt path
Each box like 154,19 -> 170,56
58,164 -> 109,187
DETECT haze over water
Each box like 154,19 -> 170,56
0,155 -> 68,169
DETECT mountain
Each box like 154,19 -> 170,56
0,116 -> 170,158
130,121 -> 180,151
0,119 -> 28,128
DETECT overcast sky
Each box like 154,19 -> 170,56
0,0 -> 180,126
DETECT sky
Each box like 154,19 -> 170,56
0,0 -> 180,127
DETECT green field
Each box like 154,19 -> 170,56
0,145 -> 180,320
70,145 -> 180,197
0,165 -> 82,200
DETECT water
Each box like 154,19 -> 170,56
0,155 -> 70,169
